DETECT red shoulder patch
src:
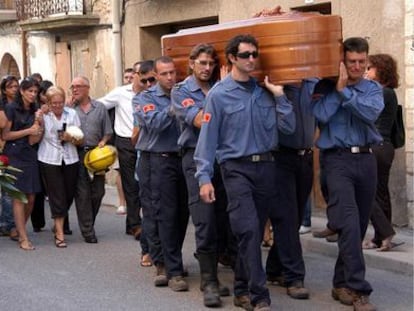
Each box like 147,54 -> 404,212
202,113 -> 211,123
143,104 -> 155,113
181,98 -> 195,108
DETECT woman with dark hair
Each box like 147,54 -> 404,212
0,75 -> 19,239
363,53 -> 400,251
0,75 -> 19,127
2,77 -> 44,250
30,79 -> 54,234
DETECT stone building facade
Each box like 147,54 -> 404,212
0,0 -> 413,227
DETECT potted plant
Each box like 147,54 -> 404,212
0,154 -> 27,203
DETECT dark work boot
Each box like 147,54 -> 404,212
198,253 -> 222,308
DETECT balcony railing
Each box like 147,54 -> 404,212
0,0 -> 16,10
16,0 -> 84,20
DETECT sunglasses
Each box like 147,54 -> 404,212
236,51 -> 259,59
140,77 -> 156,84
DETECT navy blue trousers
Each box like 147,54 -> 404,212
138,152 -> 189,278
220,159 -> 275,306
321,150 -> 376,294
266,151 -> 312,284
182,149 -> 230,255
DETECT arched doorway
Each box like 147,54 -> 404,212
0,53 -> 21,79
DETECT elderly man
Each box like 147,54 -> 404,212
72,76 -> 112,243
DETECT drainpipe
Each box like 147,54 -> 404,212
112,0 -> 122,86
22,30 -> 28,78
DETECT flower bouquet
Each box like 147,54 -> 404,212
0,155 -> 27,203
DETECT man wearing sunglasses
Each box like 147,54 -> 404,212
195,35 -> 295,311
98,61 -> 149,241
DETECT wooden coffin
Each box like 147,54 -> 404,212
162,12 -> 342,84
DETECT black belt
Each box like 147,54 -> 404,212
274,146 -> 313,156
238,152 -> 275,162
324,146 -> 372,154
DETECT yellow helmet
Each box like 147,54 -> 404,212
84,145 -> 117,173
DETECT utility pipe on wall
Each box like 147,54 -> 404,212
112,0 -> 122,86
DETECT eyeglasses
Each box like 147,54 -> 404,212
69,85 -> 88,90
194,59 -> 216,67
236,51 -> 259,59
49,101 -> 64,107
140,77 -> 156,84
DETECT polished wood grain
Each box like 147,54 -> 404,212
162,12 -> 342,84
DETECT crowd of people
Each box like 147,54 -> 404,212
0,33 -> 402,311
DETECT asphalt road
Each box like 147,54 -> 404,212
0,204 -> 412,311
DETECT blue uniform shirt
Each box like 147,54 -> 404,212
276,78 -> 318,149
133,83 -> 180,153
312,78 -> 384,149
194,74 -> 295,185
171,75 -> 211,148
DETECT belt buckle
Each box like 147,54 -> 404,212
251,155 -> 260,162
350,146 -> 360,153
297,149 -> 306,156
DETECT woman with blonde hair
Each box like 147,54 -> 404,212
38,86 -> 83,248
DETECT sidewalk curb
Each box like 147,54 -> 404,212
300,234 -> 413,276
103,185 -> 413,276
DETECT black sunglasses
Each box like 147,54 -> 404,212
140,77 -> 156,84
236,51 -> 259,59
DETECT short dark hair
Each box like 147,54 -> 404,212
39,80 -> 53,95
343,37 -> 369,54
368,54 -> 399,89
154,56 -> 174,73
139,60 -> 154,75
225,34 -> 258,64
124,68 -> 134,74
30,72 -> 43,82
133,61 -> 143,72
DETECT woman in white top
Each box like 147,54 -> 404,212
38,86 -> 83,248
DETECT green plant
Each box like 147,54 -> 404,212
0,155 -> 28,203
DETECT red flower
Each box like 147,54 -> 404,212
0,155 -> 9,166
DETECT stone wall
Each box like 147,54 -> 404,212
404,0 -> 413,227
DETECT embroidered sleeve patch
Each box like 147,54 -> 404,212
202,113 -> 211,123
143,104 -> 155,113
181,98 -> 195,108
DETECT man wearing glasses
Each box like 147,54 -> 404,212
194,35 -> 295,311
171,43 -> 232,308
71,76 -> 113,243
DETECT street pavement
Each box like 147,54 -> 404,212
0,185 -> 412,311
